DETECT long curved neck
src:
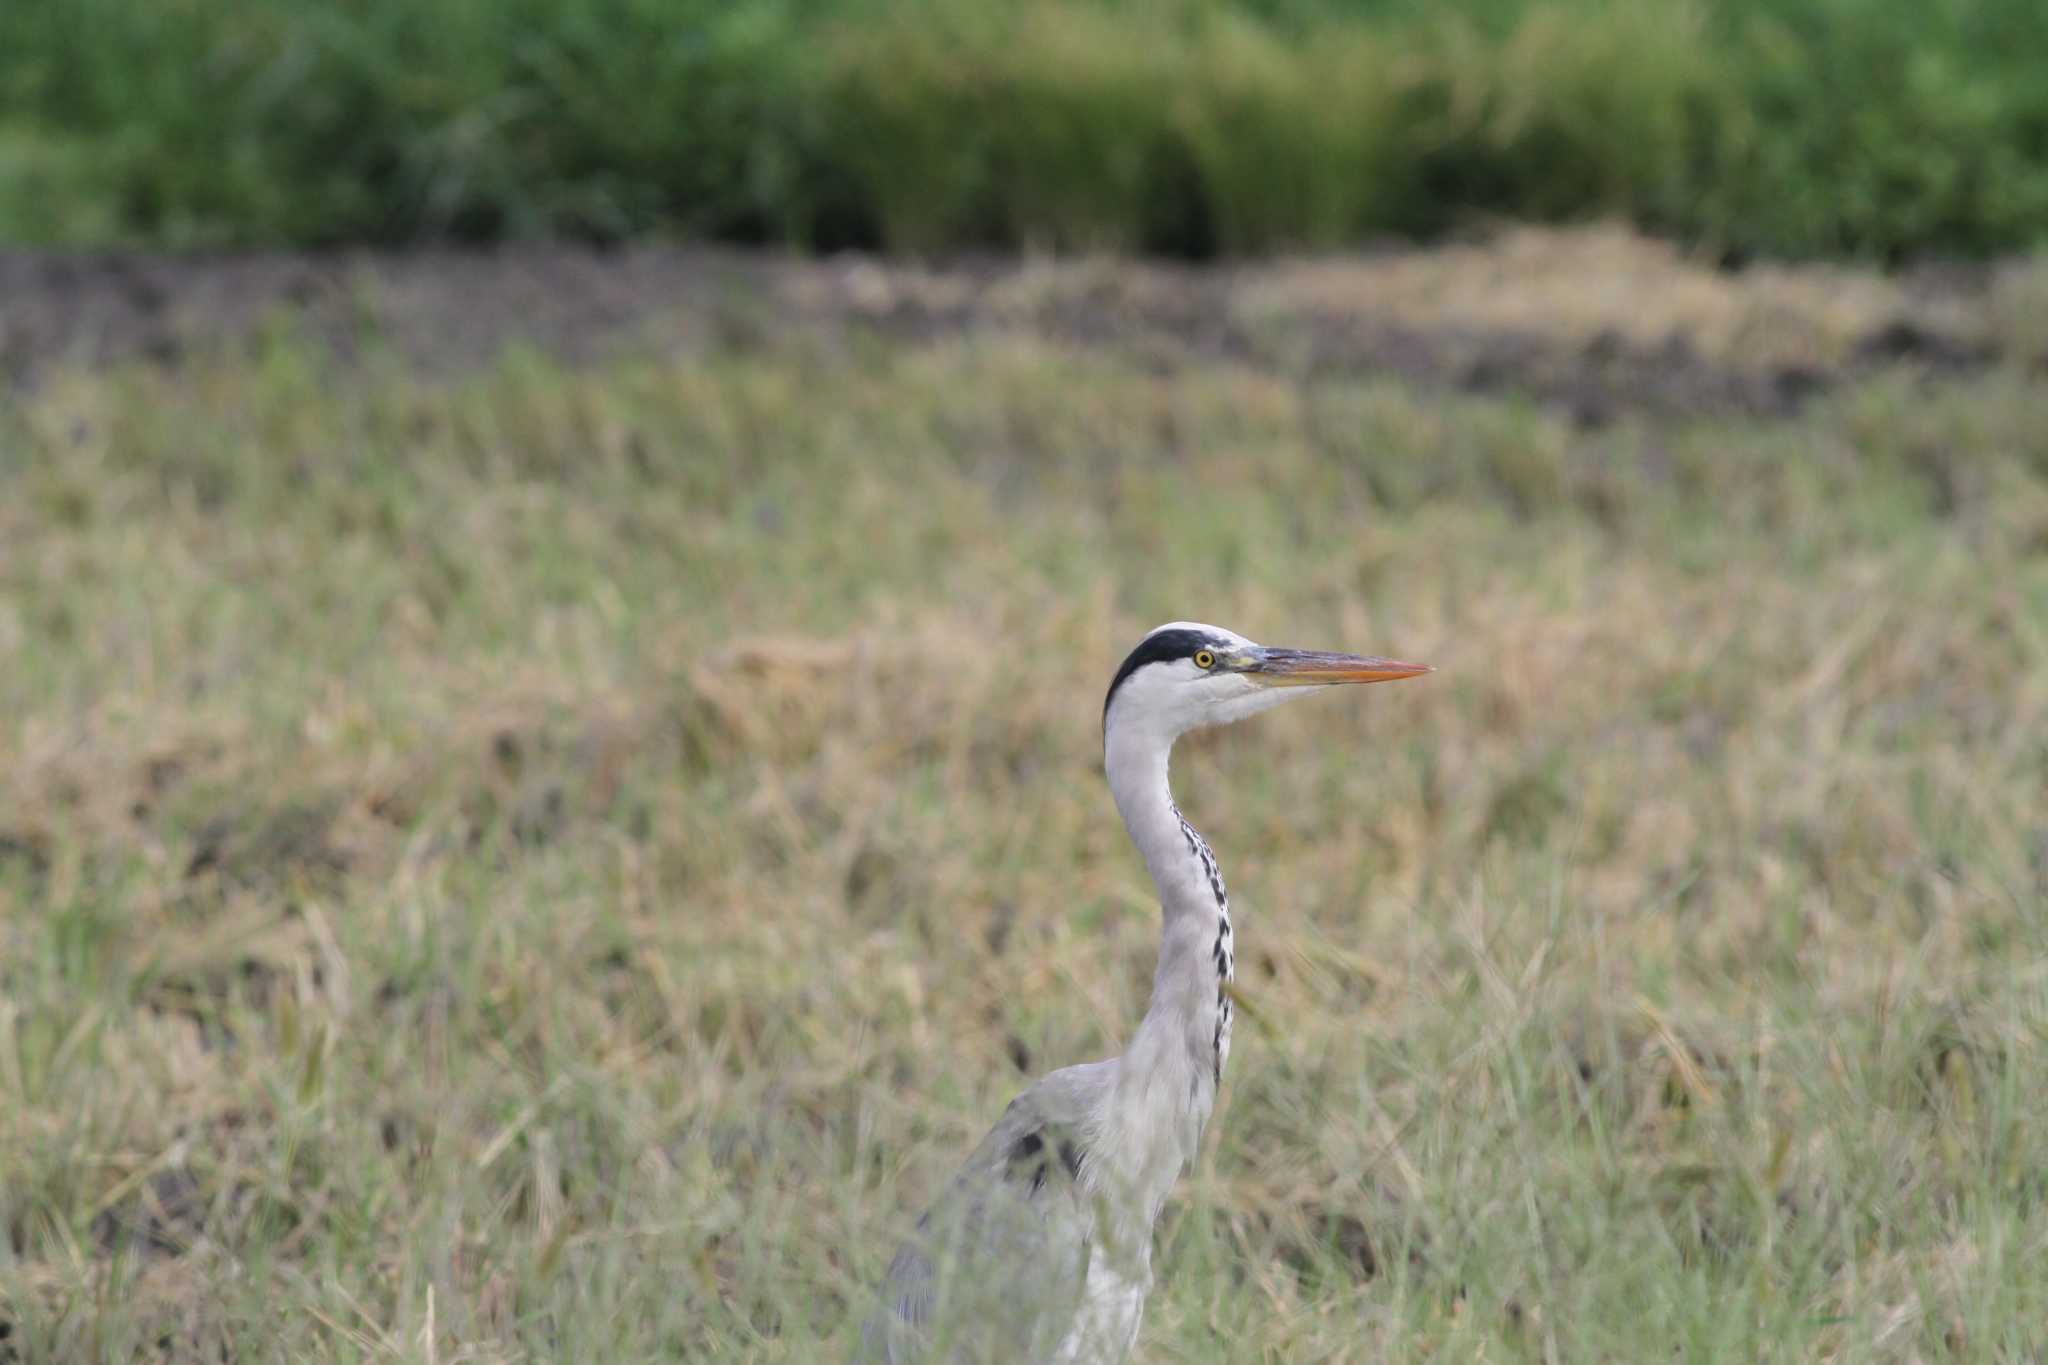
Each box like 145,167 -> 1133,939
1100,713 -> 1237,1218
1105,719 -> 1218,929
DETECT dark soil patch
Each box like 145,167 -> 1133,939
0,247 -> 738,384
91,1167 -> 208,1260
0,242 -> 2008,426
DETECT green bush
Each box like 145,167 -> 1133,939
1700,0 -> 2048,257
1,0 -> 2043,257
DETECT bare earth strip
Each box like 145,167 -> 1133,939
5,225 -> 2044,421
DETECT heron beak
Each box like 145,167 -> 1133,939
1247,648 -> 1433,687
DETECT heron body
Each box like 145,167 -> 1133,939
858,623 -> 1429,1364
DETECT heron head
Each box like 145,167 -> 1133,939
1102,621 -> 1430,744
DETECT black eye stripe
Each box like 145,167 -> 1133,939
1103,628 -> 1226,720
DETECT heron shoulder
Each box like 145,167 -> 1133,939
965,1059 -> 1114,1183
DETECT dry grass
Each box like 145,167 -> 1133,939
1241,225 -> 2010,369
2,260 -> 2047,1361
783,224 -> 2047,373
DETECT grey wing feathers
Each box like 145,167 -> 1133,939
856,1063 -> 1112,1364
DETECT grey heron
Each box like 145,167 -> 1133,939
857,622 -> 1431,1364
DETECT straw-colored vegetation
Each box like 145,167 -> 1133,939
2,247 -> 2047,1360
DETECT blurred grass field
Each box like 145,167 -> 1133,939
3,241 -> 2048,1360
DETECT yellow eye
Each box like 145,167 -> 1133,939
1193,650 -> 1215,670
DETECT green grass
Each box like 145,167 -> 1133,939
4,0 -> 2048,258
2,269 -> 2048,1359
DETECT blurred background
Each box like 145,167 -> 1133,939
2,1 -> 2047,1360
6,0 -> 2048,257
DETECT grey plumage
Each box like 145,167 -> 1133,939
858,1064 -> 1110,1364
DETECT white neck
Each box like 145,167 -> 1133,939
1105,717 -> 1213,926
1098,710 -> 1237,1223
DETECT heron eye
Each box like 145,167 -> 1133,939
1193,650 -> 1215,670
